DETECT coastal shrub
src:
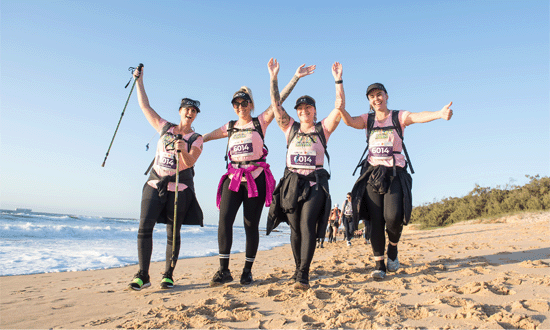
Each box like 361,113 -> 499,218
410,175 -> 549,228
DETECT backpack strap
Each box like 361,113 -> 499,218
391,110 -> 414,174
353,115 -> 375,176
224,120 -> 237,166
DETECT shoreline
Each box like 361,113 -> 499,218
1,211 -> 549,329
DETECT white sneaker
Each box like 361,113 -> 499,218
347,241 -> 351,247
387,257 -> 400,272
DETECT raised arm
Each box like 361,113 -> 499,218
263,61 -> 315,124
268,58 -> 292,131
323,62 -> 344,133
404,102 -> 454,126
134,68 -> 163,131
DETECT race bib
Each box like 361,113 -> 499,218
158,152 -> 177,169
289,150 -> 317,169
229,136 -> 254,157
369,130 -> 394,160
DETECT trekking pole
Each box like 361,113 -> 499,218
101,63 -> 144,167
171,134 -> 183,269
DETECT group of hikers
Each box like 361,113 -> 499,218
128,58 -> 453,291
321,192 -> 371,249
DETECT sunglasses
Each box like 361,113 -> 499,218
232,100 -> 249,108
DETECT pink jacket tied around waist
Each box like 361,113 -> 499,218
216,159 -> 276,209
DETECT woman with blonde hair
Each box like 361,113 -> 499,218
203,59 -> 315,286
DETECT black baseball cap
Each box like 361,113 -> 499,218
366,83 -> 387,97
231,91 -> 252,104
294,95 -> 316,109
180,98 -> 200,112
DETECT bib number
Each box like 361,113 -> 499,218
229,137 -> 254,157
158,152 -> 176,170
290,150 -> 317,169
369,130 -> 394,160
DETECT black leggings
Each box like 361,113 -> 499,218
287,185 -> 326,283
138,183 -> 192,274
217,171 -> 266,270
364,177 -> 404,257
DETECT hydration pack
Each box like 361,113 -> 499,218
144,122 -> 201,175
287,121 -> 330,173
352,110 -> 414,176
225,117 -> 268,168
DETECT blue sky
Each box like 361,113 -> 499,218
1,0 -> 548,225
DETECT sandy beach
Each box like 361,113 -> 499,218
1,211 -> 549,329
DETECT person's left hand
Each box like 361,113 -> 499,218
332,62 -> 343,80
440,102 -> 453,120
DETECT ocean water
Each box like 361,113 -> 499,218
0,209 -> 290,276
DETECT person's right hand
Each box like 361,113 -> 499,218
295,64 -> 316,78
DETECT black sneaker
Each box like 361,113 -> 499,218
129,270 -> 151,291
240,268 -> 253,285
160,270 -> 174,289
210,269 -> 233,287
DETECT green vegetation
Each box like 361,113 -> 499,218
410,175 -> 550,228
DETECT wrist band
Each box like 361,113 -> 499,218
335,80 -> 343,84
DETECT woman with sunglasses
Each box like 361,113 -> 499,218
338,83 -> 453,280
267,59 -> 344,290
128,68 -> 204,291
203,58 -> 315,286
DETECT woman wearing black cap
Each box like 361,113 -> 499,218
337,83 -> 453,280
129,68 -> 204,291
203,58 -> 315,286
266,59 -> 344,290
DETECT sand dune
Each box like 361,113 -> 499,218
1,211 -> 549,329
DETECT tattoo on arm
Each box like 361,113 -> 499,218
276,111 -> 291,127
280,75 -> 299,104
271,77 -> 281,104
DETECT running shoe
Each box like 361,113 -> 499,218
294,281 -> 310,291
210,269 -> 233,287
387,257 -> 400,272
347,241 -> 352,247
129,270 -> 151,291
160,271 -> 174,289
371,270 -> 386,280
240,268 -> 253,285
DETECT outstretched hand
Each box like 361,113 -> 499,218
441,102 -> 453,120
332,62 -> 342,80
295,64 -> 316,78
268,58 -> 280,77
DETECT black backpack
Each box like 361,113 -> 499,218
144,122 -> 201,175
225,117 -> 267,168
287,121 -> 330,173
352,110 -> 414,176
